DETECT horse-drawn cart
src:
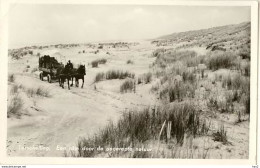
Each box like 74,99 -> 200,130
39,55 -> 64,83
38,53 -> 86,89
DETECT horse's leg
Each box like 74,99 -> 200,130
61,78 -> 64,89
70,76 -> 74,87
68,77 -> 70,90
76,78 -> 79,87
81,77 -> 84,88
58,77 -> 60,85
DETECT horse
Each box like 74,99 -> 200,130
58,64 -> 73,90
71,65 -> 86,88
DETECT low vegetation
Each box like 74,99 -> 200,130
74,102 -> 209,157
120,79 -> 135,93
94,70 -> 135,83
212,124 -> 229,145
91,58 -> 107,68
8,74 -> 15,83
126,60 -> 134,64
7,93 -> 23,118
137,72 -> 153,84
26,87 -> 50,97
207,52 -> 237,70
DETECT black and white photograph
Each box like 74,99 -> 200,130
0,0 -> 258,164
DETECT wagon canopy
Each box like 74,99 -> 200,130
39,50 -> 66,69
40,49 -> 66,64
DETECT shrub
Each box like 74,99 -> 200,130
207,52 -> 237,70
73,102 -> 209,157
160,81 -> 195,102
120,79 -> 135,93
7,93 -> 23,118
94,72 -> 105,82
152,48 -> 165,57
91,58 -> 107,68
173,82 -> 195,101
154,50 -> 197,68
98,58 -> 107,64
91,60 -> 99,68
238,47 -> 250,60
222,73 -> 250,94
26,87 -> 50,97
106,70 -> 135,80
240,61 -> 250,77
10,84 -> 19,94
151,83 -> 160,93
126,60 -> 134,64
94,70 -> 135,83
182,70 -> 196,84
8,74 -> 15,83
143,72 -> 152,84
240,93 -> 250,114
212,124 -> 228,144
185,55 -> 206,67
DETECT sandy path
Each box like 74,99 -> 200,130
7,74 -> 127,156
7,41 -> 157,157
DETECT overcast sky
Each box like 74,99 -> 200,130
8,4 -> 250,48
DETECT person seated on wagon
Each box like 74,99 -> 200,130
67,60 -> 73,70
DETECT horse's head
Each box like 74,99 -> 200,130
78,65 -> 86,75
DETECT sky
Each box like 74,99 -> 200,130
8,4 -> 250,48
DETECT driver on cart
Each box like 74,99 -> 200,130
67,60 -> 73,70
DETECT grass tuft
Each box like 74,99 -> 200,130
94,70 -> 135,83
120,79 -> 135,93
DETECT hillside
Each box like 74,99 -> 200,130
153,22 -> 250,56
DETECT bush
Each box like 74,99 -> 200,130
94,70 -> 135,83
120,79 -> 135,93
126,60 -> 134,64
8,74 -> 15,83
26,87 -> 50,97
207,52 -> 237,70
154,50 -> 197,69
143,72 -> 152,84
91,60 -> 99,68
238,47 -> 250,60
91,58 -> 107,68
106,70 -> 135,80
182,70 -> 196,84
137,72 -> 153,84
212,124 -> 228,144
161,81 -> 195,102
152,48 -> 166,57
98,58 -> 107,64
10,84 -> 19,94
7,93 -> 23,118
222,73 -> 249,93
151,83 -> 160,93
73,102 -> 209,157
94,72 -> 105,82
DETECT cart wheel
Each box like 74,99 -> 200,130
40,72 -> 43,81
47,74 -> 52,83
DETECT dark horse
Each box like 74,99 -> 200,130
58,64 -> 72,90
71,65 -> 86,88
